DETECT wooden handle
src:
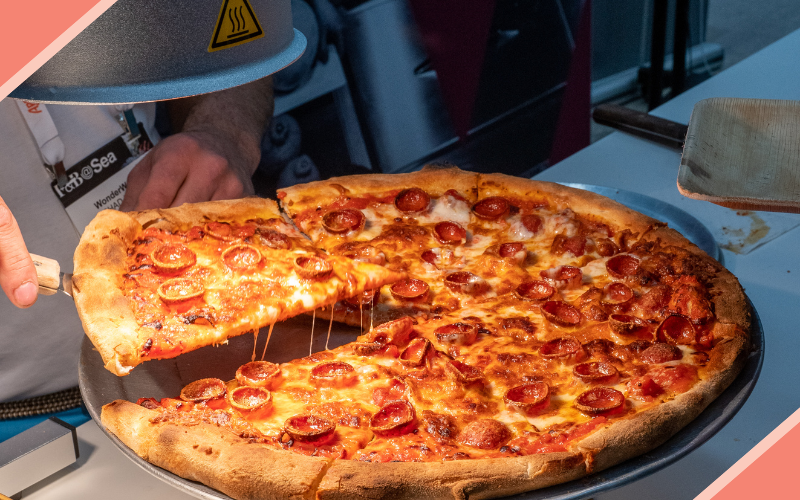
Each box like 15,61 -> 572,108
593,104 -> 688,149
30,253 -> 60,295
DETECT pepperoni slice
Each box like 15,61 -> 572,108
604,282 -> 633,304
444,271 -> 489,295
256,229 -> 291,250
444,360 -> 483,384
390,278 -> 429,302
227,386 -> 272,412
310,361 -> 356,387
180,378 -> 226,402
294,255 -> 333,280
504,382 -> 550,416
399,338 -> 430,367
656,315 -> 696,345
573,361 -> 619,383
639,343 -> 683,364
422,410 -> 458,445
344,288 -> 381,309
515,280 -> 555,301
157,278 -> 204,303
421,250 -> 437,265
606,254 -> 641,278
521,214 -> 542,234
322,209 -> 365,234
205,221 -> 236,240
222,244 -> 262,270
457,419 -> 511,450
434,221 -> 467,245
472,196 -> 511,220
541,301 -> 582,327
364,316 -> 415,346
371,379 -> 407,407
498,242 -> 525,258
284,415 -> 336,444
575,387 -> 625,413
236,361 -> 282,389
551,234 -> 586,257
539,337 -> 582,358
540,265 -> 583,290
608,314 -> 651,337
370,400 -> 416,436
583,338 -> 615,357
395,188 -> 430,213
434,322 -> 478,345
668,279 -> 713,324
596,238 -> 619,257
472,197 -> 510,219
443,189 -> 467,202
152,244 -> 196,272
137,398 -> 161,410
352,342 -> 398,357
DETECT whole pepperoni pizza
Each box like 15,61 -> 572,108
97,165 -> 751,500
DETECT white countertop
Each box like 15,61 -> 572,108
24,28 -> 800,500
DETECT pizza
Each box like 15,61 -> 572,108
96,166 -> 751,500
72,198 -> 404,375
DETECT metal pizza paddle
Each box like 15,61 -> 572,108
594,98 -> 800,213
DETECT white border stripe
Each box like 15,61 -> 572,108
695,406 -> 800,500
0,0 -> 118,101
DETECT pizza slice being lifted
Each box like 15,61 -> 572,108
73,198 -> 404,376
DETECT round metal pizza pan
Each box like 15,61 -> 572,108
79,190 -> 752,500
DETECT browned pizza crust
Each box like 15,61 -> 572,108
73,208 -> 147,376
102,400 -> 330,500
477,173 -> 660,238
279,164 -> 480,215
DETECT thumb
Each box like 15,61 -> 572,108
0,197 -> 38,308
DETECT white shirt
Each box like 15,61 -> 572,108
0,99 -> 158,402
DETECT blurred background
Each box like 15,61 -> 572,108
154,0 -> 800,195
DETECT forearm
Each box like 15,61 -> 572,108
167,76 -> 274,175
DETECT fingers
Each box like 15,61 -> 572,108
119,154 -> 153,211
170,156 -> 229,208
0,197 -> 38,308
209,173 -> 253,202
122,131 -> 256,211
133,162 -> 190,210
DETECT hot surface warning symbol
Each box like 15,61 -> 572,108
208,0 -> 264,52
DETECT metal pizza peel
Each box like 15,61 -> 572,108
596,98 -> 800,212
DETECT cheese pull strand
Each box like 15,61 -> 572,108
309,308 -> 316,356
260,323 -> 274,361
325,312 -> 334,351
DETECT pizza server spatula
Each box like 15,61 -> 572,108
30,254 -> 73,297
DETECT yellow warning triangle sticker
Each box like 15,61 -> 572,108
208,0 -> 265,52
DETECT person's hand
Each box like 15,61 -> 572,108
119,130 -> 256,211
0,196 -> 37,308
119,78 -> 273,212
